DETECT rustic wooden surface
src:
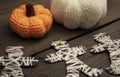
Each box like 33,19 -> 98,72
0,0 -> 120,77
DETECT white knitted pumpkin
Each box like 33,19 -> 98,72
50,0 -> 107,29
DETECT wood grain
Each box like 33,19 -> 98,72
0,0 -> 119,56
24,20 -> 120,77
0,0 -> 119,77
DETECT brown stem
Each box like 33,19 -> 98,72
26,4 -> 35,17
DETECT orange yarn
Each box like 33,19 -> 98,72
10,4 -> 53,38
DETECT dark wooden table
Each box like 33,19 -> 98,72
0,0 -> 120,77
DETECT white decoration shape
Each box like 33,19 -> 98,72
0,46 -> 38,77
45,40 -> 103,77
90,33 -> 120,75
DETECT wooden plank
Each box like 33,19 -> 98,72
0,0 -> 50,15
23,20 -> 120,77
29,1 -> 120,56
98,1 -> 120,25
0,0 -> 119,57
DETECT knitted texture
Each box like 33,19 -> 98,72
10,4 -> 53,38
50,0 -> 107,29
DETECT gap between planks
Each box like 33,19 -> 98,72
24,20 -> 120,77
30,18 -> 120,57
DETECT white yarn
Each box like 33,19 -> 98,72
0,46 -> 39,77
90,33 -> 120,75
45,40 -> 103,77
50,0 -> 107,29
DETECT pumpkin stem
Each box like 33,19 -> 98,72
26,4 -> 35,17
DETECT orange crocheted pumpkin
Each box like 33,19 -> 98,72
10,4 -> 53,38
